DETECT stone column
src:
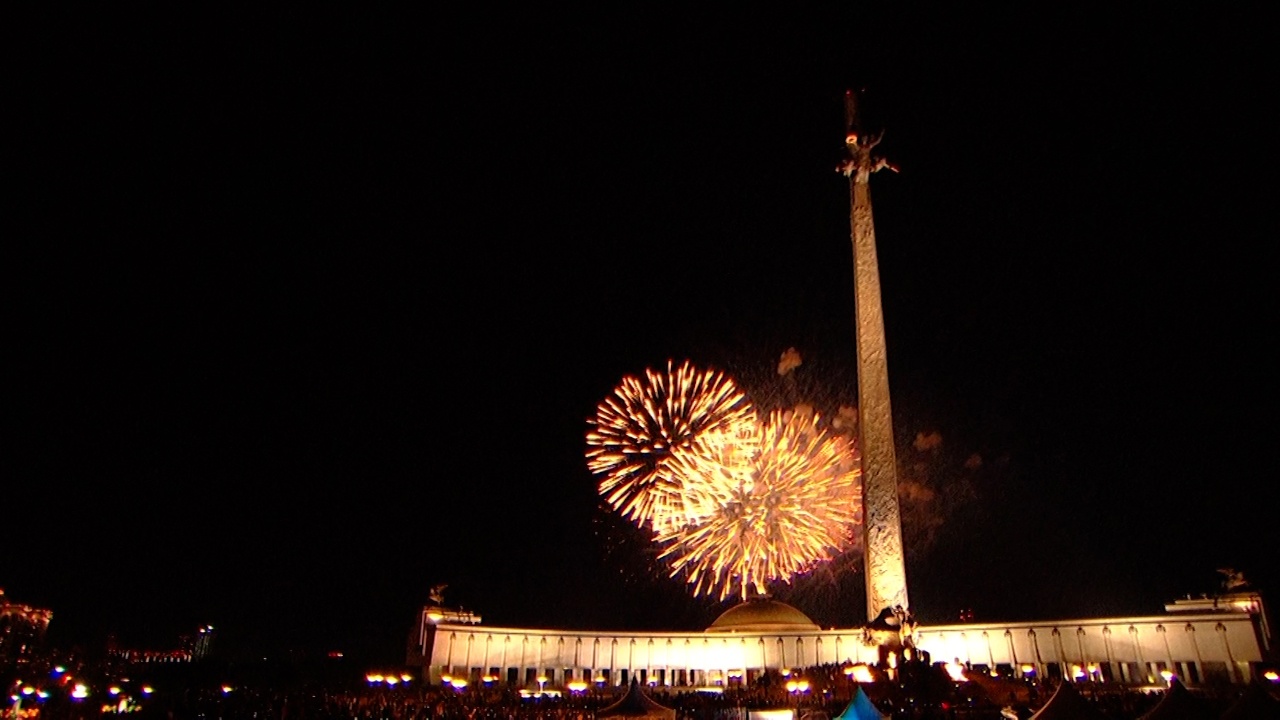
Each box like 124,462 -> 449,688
841,90 -> 909,621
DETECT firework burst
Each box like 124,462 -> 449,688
585,360 -> 756,534
655,408 -> 861,601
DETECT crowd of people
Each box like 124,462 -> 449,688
5,654 -> 1276,720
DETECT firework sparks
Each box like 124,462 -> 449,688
655,408 -> 861,601
585,360 -> 756,534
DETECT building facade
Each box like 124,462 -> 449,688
409,593 -> 1272,688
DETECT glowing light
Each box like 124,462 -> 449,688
450,678 -> 468,689
850,665 -> 875,683
1072,665 -> 1085,680
367,674 -> 384,684
655,408 -> 860,600
141,686 -> 153,695
426,611 -> 444,621
401,674 -> 413,682
1160,670 -> 1175,683
567,681 -> 589,693
221,685 -> 234,694
1263,670 -> 1278,682
386,676 -> 399,686
586,360 -> 757,534
1021,665 -> 1035,676
71,684 -> 89,699
108,686 -> 121,696
944,663 -> 968,682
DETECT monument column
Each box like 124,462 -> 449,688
839,89 -> 910,622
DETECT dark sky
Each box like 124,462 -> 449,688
9,7 -> 1275,665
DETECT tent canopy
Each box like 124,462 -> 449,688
1027,681 -> 1107,720
597,679 -> 677,720
833,686 -> 888,720
1136,678 -> 1215,720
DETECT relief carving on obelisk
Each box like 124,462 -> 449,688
838,90 -> 910,624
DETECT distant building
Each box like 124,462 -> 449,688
107,624 -> 216,664
0,588 -> 53,663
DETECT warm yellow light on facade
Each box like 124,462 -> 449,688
944,663 -> 967,682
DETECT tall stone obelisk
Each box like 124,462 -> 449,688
838,90 -> 910,623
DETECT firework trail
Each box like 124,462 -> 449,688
585,360 -> 756,534
655,408 -> 861,601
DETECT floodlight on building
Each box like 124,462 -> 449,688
450,678 -> 468,690
1160,670 -> 1175,684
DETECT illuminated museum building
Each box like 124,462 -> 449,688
410,592 -> 1272,688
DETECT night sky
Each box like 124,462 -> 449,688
10,7 -> 1275,666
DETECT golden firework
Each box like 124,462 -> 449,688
655,408 -> 861,601
585,360 -> 756,534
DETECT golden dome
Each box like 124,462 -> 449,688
705,598 -> 819,633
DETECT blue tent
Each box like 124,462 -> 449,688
833,686 -> 888,720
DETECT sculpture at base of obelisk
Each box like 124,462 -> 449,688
838,89 -> 911,650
